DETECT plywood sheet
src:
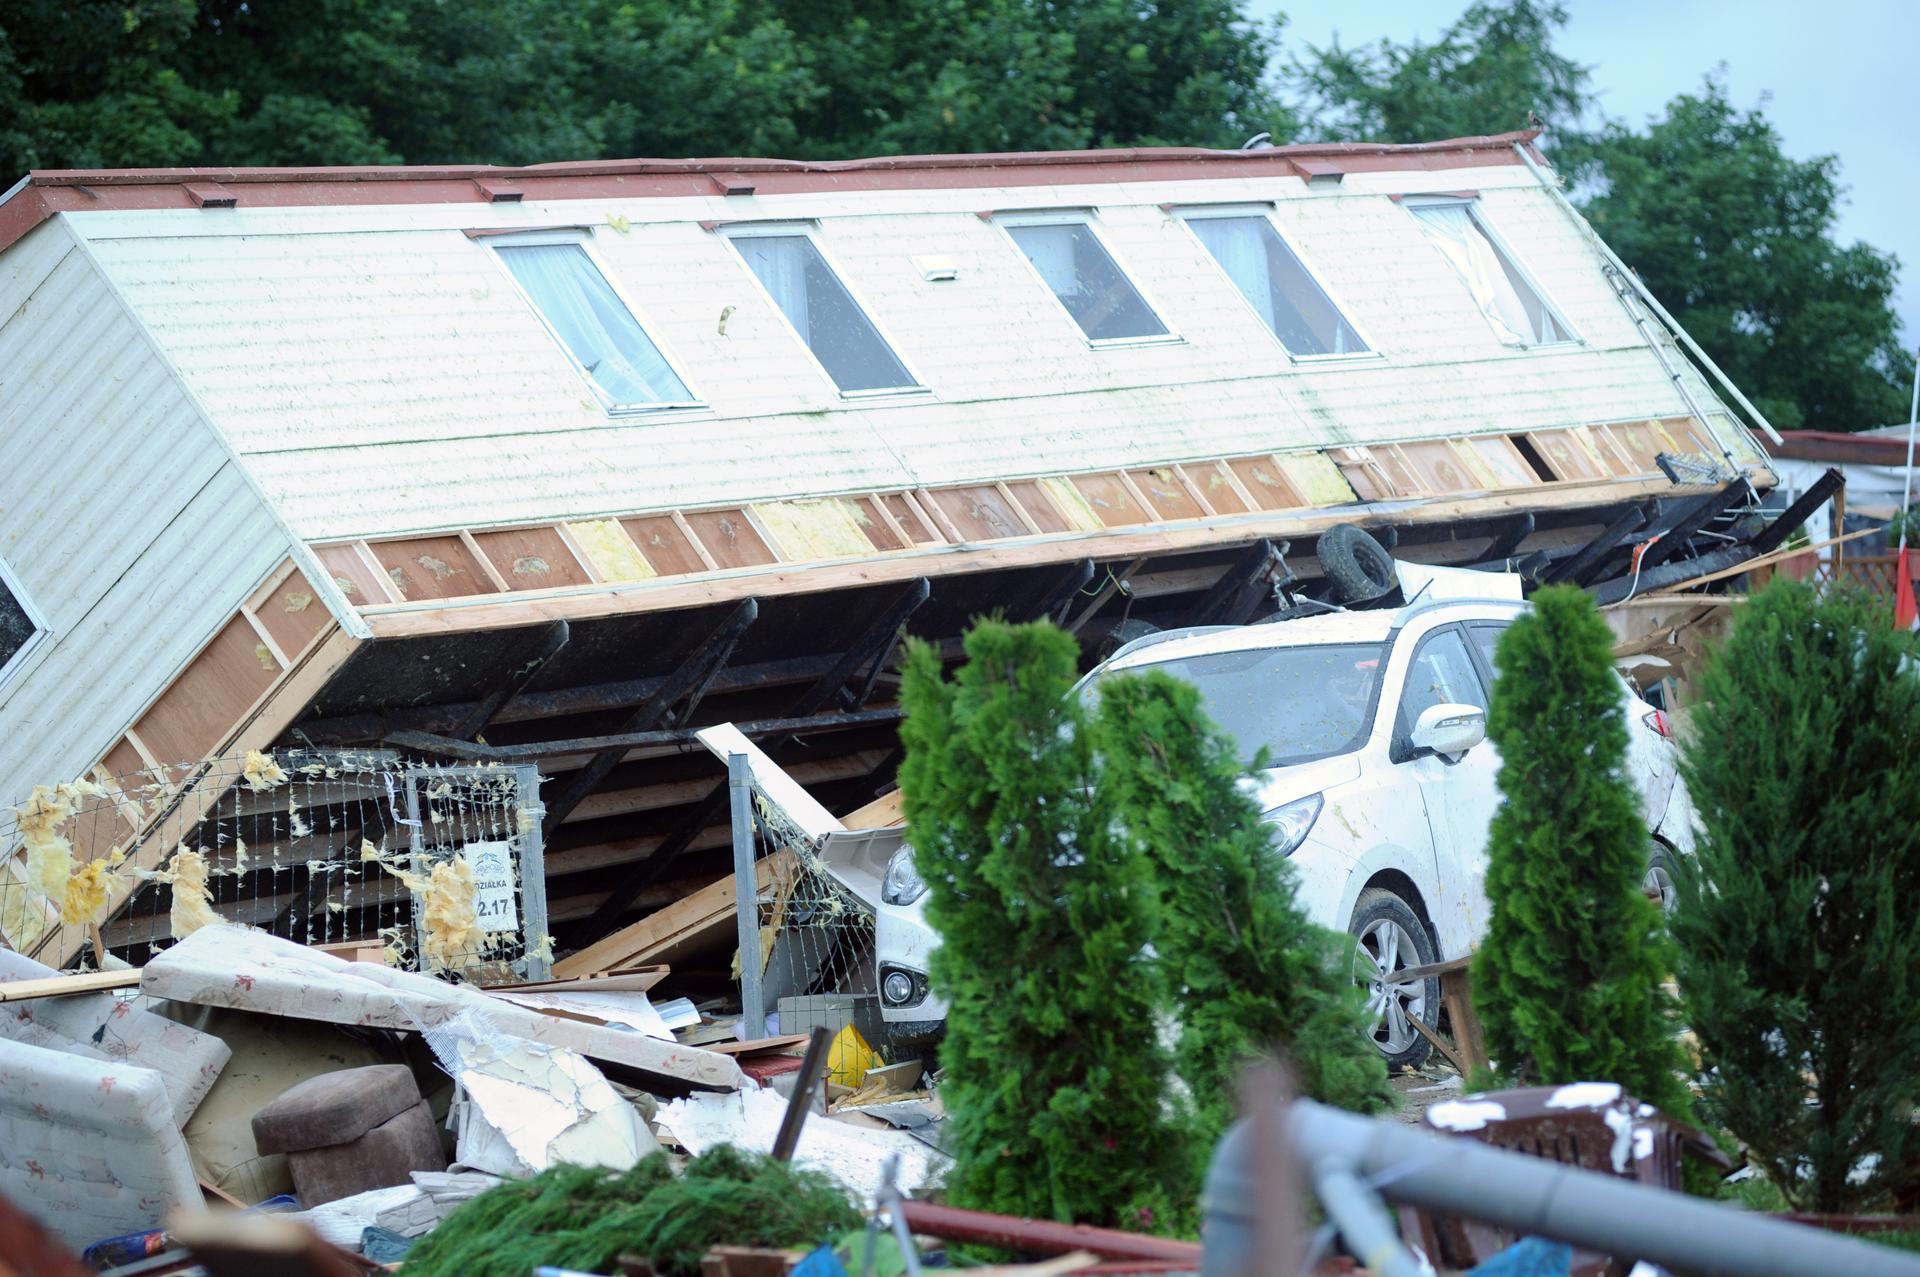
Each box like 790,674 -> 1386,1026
1395,441 -> 1478,494
851,497 -> 908,551
314,542 -> 391,607
1187,462 -> 1250,514
1002,480 -> 1071,534
473,526 -> 593,590
132,615 -> 279,764
249,563 -> 330,656
1129,468 -> 1206,521
1069,473 -> 1150,527
881,494 -> 942,545
624,515 -> 711,576
373,535 -> 501,601
1470,436 -> 1540,489
683,509 -> 778,569
1229,456 -> 1307,510
1526,429 -> 1608,482
926,485 -> 1029,541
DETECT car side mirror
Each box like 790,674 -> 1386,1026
1410,702 -> 1486,760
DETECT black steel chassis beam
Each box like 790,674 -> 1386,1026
1543,502 -> 1654,586
538,599 -> 759,838
450,620 -> 571,740
1635,482 -> 1749,571
574,578 -> 931,938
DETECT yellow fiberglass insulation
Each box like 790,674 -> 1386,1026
242,749 -> 288,792
363,840 -> 484,972
61,849 -> 125,926
16,781 -> 98,915
0,856 -> 50,951
421,856 -> 486,972
164,847 -> 221,939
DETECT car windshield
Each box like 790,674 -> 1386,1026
1115,642 -> 1386,767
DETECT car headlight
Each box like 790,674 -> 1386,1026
1262,793 -> 1323,857
882,845 -> 927,906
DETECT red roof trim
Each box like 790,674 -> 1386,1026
1762,430 -> 1917,466
0,130 -> 1540,258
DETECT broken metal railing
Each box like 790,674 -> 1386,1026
726,756 -> 879,1046
0,750 -> 549,981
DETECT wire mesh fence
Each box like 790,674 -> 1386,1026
735,769 -> 885,1053
0,748 -> 548,982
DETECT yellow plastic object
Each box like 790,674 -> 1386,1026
825,1023 -> 882,1088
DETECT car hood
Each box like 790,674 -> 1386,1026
1244,754 -> 1365,811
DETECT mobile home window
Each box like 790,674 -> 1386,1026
1408,202 -> 1573,347
0,564 -> 44,682
495,243 -> 696,409
1183,213 -> 1367,356
726,232 -> 918,394
1002,220 -> 1170,343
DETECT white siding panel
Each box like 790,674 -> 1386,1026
0,464 -> 289,790
79,173 -> 1741,541
0,220 -> 291,797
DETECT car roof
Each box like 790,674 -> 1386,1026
1098,596 -> 1527,673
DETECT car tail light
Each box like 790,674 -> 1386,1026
1642,708 -> 1674,740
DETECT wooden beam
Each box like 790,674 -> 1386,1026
355,476 -> 1721,640
552,848 -> 795,977
0,969 -> 141,1002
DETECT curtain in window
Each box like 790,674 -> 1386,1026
1191,217 -> 1278,332
733,236 -> 812,342
499,244 -> 689,405
1409,204 -> 1539,346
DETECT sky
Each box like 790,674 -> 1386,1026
1249,0 -> 1919,344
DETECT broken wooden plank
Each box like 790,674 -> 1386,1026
552,848 -> 794,978
0,968 -> 142,1002
842,787 -> 906,830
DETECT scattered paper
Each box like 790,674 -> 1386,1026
492,988 -> 673,1039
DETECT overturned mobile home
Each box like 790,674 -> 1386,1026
0,130 -> 1815,974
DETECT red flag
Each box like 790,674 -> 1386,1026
1897,546 -> 1918,631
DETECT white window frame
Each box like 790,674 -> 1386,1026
716,221 -> 929,401
0,556 -> 50,689
1175,203 -> 1380,362
994,210 -> 1183,350
487,229 -> 709,417
1402,196 -> 1580,349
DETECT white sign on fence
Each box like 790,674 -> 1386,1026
462,841 -> 519,933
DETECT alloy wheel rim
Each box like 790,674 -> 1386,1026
1356,917 -> 1426,1055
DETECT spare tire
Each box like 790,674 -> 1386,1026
1317,523 -> 1396,604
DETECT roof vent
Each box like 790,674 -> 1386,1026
1293,158 -> 1345,186
182,181 -> 237,209
472,179 -> 524,203
912,254 -> 958,282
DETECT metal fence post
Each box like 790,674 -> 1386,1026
728,752 -> 764,1041
514,763 -> 551,982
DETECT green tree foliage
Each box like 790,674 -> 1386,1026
0,0 -> 1284,177
898,621 -> 1191,1230
1673,581 -> 1920,1212
1577,82 -> 1914,431
1292,1 -> 1589,143
1293,1 -> 1911,434
1470,585 -> 1692,1116
1094,670 -> 1390,1140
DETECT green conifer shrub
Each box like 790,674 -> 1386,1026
898,621 -> 1192,1230
1470,585 -> 1692,1116
1093,670 -> 1391,1139
1673,580 -> 1920,1212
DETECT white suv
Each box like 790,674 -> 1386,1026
876,593 -> 1694,1069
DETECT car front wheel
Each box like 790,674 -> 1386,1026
1644,844 -> 1680,914
1349,887 -> 1440,1071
